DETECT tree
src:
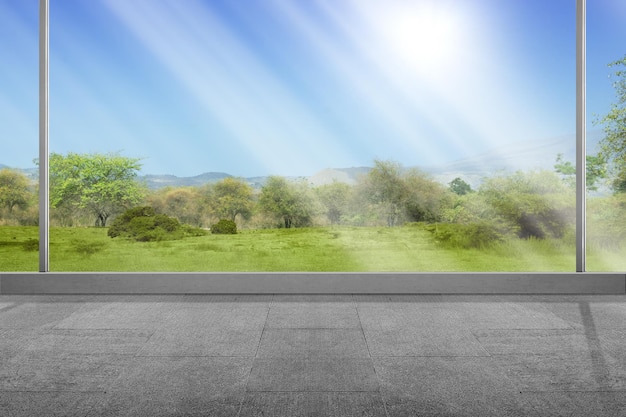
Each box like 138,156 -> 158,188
361,159 -> 408,227
449,177 -> 473,195
0,168 -> 31,215
49,152 -> 145,227
479,170 -> 574,239
147,186 -> 204,227
210,177 -> 254,223
315,181 -> 352,225
258,176 -> 315,228
404,170 -> 453,223
553,153 -> 607,192
596,55 -> 626,192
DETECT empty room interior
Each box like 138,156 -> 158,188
1,0 -> 626,415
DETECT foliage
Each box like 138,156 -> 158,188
596,55 -> 626,192
210,177 -> 254,222
258,176 -> 316,228
0,168 -> 31,214
587,194 -> 626,249
479,170 -> 575,239
107,206 -> 186,242
361,160 -> 407,226
147,186 -> 205,227
449,177 -> 473,195
0,169 -> 34,225
403,170 -> 453,223
314,181 -> 352,224
553,153 -> 607,191
359,160 -> 452,226
49,152 -> 146,227
211,219 -> 237,234
425,222 -> 505,249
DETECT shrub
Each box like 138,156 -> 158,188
211,219 -> 237,234
108,206 -> 184,242
425,222 -> 505,249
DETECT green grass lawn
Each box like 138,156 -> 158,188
0,225 -> 624,272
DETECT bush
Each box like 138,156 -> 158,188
211,219 -> 237,234
425,222 -> 505,249
108,206 -> 184,242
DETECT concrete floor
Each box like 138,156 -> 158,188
1,295 -> 626,416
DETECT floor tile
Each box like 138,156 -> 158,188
447,302 -> 573,330
248,358 -> 378,392
23,329 -> 153,356
238,392 -> 388,417
522,391 -> 626,417
161,305 -> 268,330
474,329 -> 591,356
0,391 -> 105,417
256,329 -> 369,358
136,326 -> 263,357
0,329 -> 42,366
374,357 -> 532,417
543,300 -> 626,329
267,295 -> 359,328
0,301 -> 85,329
364,327 -> 490,357
0,353 -> 132,392
55,301 -> 181,330
90,357 -> 251,417
492,354 -> 626,391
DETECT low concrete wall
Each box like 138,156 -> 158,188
1,272 -> 624,294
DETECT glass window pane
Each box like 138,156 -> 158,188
49,0 -> 575,272
587,0 -> 626,271
0,0 -> 39,272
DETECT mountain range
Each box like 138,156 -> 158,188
1,131 -> 603,190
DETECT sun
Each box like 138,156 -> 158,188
375,3 -> 461,76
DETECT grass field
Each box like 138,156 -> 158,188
1,226 -> 624,272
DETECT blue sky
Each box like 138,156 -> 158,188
1,0 -> 625,177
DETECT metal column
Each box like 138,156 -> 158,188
39,0 -> 49,272
576,0 -> 586,272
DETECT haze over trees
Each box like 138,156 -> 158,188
1,52 -> 626,252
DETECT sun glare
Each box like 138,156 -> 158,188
376,3 -> 461,76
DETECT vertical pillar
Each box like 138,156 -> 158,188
39,0 -> 49,272
576,0 -> 586,272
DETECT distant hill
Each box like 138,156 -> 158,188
308,167 -> 370,186
1,131 -> 604,190
0,164 -> 38,182
140,172 -> 232,189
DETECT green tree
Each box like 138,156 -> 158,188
449,177 -> 473,195
596,55 -> 626,192
258,176 -> 315,228
404,170 -> 453,223
479,170 -> 574,239
147,186 -> 204,227
361,159 -> 408,227
0,168 -> 31,215
553,153 -> 607,191
49,152 -> 145,227
315,181 -> 352,225
210,177 -> 254,223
